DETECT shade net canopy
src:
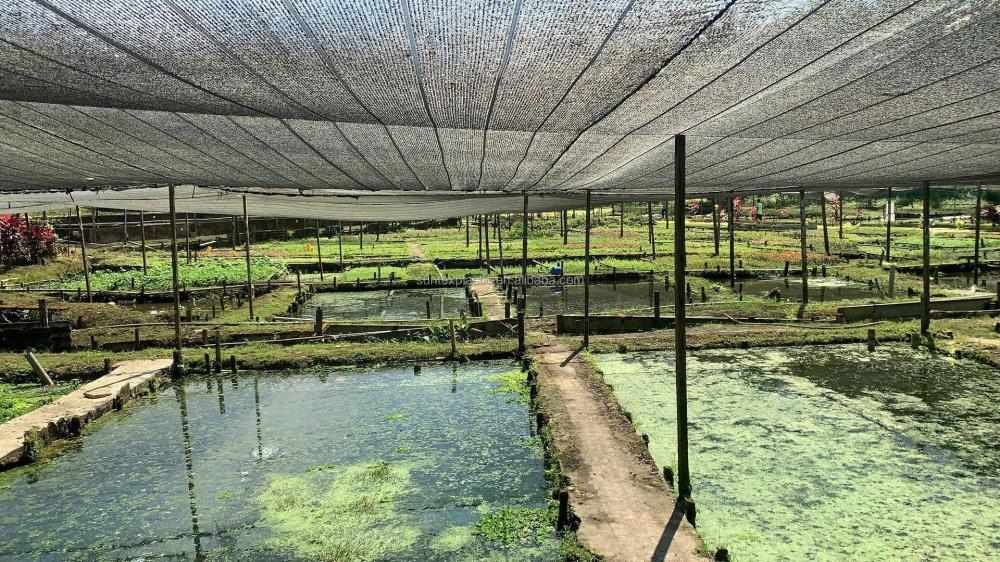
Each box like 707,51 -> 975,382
0,0 -> 998,218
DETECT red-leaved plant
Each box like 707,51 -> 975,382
0,214 -> 56,266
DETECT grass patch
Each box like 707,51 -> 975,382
0,381 -> 80,423
53,257 -> 286,291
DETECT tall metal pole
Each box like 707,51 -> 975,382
799,188 -> 809,309
838,191 -> 844,239
139,210 -> 148,273
242,196 -> 255,322
821,192 -> 830,255
728,196 -> 735,288
315,219 -> 324,281
973,182 -> 983,286
712,199 -> 720,256
620,203 -> 625,237
185,213 -> 192,264
521,194 -> 529,288
921,181 -> 931,334
337,221 -> 344,265
465,216 -> 470,247
168,186 -> 182,352
477,215 -> 483,262
648,202 -> 656,258
359,222 -> 364,250
484,212 -> 491,272
562,209 -> 568,245
583,190 -> 591,348
673,134 -> 690,499
885,186 -> 892,264
75,206 -> 92,302
497,215 -> 504,277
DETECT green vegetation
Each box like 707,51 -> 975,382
0,381 -> 80,423
474,506 -> 556,544
54,257 -> 286,291
259,460 -> 420,561
488,369 -> 530,403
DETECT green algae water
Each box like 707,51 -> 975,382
301,287 -> 469,321
0,363 -> 560,561
598,345 -> 1000,561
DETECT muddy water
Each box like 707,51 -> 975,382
300,287 -> 468,321
525,281 -> 672,315
0,363 -> 559,561
598,345 -> 1000,561
738,276 -> 880,302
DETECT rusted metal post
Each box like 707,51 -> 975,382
75,206 -> 92,302
821,192 -> 830,255
139,210 -> 148,273
973,182 -> 983,286
315,220 -> 324,281
922,181 -> 931,334
885,186 -> 892,265
242,196 -> 255,322
728,196 -> 735,289
168,186 -> 182,353
799,189 -> 808,310
674,134 -> 690,499
583,190 -> 592,347
648,201 -> 656,258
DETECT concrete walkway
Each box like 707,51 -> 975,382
0,358 -> 172,469
470,278 -> 505,320
531,340 -> 707,561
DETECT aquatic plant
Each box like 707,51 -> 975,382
55,257 -> 286,291
488,370 -> 530,404
258,461 -> 420,562
474,507 -> 556,544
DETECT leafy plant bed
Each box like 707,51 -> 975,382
52,258 -> 287,292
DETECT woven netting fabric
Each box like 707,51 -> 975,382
0,0 -> 997,217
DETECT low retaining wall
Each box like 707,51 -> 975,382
555,314 -> 732,335
0,321 -> 72,352
836,296 -> 994,322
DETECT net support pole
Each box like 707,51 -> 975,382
168,186 -> 182,353
821,192 -> 830,255
838,191 -> 844,239
139,210 -> 148,273
885,186 -> 892,265
466,216 -> 470,247
497,215 -> 504,277
242,196 -> 255,322
620,204 -> 624,237
185,214 -> 192,264
478,216 -> 483,262
673,134 -> 690,499
648,202 -> 657,258
521,194 -> 529,291
728,196 -> 735,288
315,220 -> 324,282
712,200 -> 720,256
973,182 -> 983,286
562,209 -> 568,245
799,188 -> 809,311
583,190 -> 591,348
338,221 -> 344,265
75,206 -> 92,303
484,212 -> 491,272
922,181 -> 931,334
359,222 -> 364,250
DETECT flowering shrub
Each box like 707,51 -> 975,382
0,214 -> 56,266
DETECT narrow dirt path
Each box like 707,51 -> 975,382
470,278 -> 504,320
407,242 -> 428,260
531,340 -> 707,561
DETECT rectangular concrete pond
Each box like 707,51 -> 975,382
0,363 -> 561,561
597,345 -> 1000,561
300,287 -> 469,321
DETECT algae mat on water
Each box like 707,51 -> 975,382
598,344 -> 1000,561
0,363 -> 561,561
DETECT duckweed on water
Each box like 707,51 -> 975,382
474,507 -> 557,544
488,369 -> 530,403
259,461 -> 420,562
598,344 -> 1000,561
